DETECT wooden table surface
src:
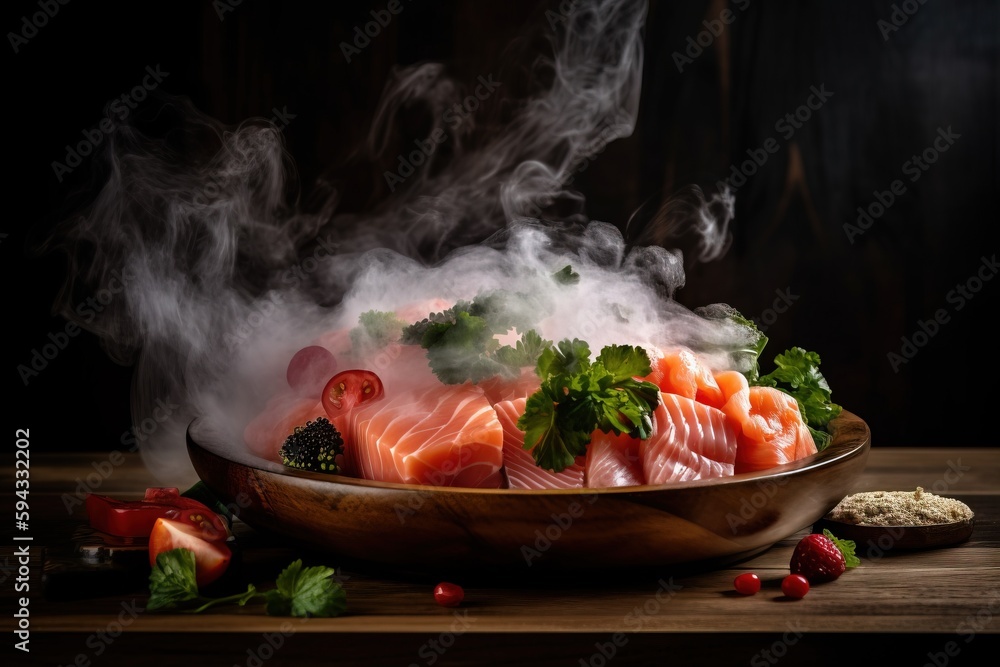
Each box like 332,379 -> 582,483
4,448 -> 999,666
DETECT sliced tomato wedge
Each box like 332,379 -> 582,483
321,369 -> 385,419
148,518 -> 232,587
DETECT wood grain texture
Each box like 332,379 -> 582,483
1,447 -> 997,667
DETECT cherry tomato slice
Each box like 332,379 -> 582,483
322,370 -> 385,419
163,507 -> 230,541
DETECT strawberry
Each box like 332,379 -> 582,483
789,529 -> 860,583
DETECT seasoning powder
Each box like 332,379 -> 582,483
827,487 -> 974,526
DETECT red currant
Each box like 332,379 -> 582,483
781,574 -> 810,599
733,573 -> 761,595
433,582 -> 464,607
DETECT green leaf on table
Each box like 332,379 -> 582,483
147,548 -> 200,611
265,560 -> 347,618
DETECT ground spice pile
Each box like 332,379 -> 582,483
827,487 -> 974,526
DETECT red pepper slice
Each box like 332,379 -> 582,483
85,490 -> 228,539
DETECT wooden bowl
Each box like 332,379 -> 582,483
812,516 -> 975,551
186,411 -> 870,577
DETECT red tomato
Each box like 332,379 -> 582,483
86,492 -> 228,539
286,346 -> 338,399
733,573 -> 761,595
163,507 -> 229,542
322,370 -> 385,419
149,518 -> 232,587
781,574 -> 810,599
433,582 -> 464,607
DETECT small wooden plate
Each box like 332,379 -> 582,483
187,410 -> 872,576
813,515 -> 975,551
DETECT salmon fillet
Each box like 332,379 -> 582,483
645,347 -> 725,409
716,371 -> 818,473
585,430 -> 644,488
478,369 -> 542,406
494,398 -> 585,489
348,383 -> 504,487
640,392 -> 738,484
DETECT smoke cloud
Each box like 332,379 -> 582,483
40,0 -> 751,484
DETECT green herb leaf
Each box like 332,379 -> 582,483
596,344 -> 653,383
823,529 -> 860,568
402,293 -> 549,385
147,548 -> 200,611
350,310 -> 406,354
147,549 -> 346,617
552,265 -> 581,285
518,391 -> 590,472
266,560 -> 348,618
726,309 -> 769,384
494,329 -> 550,369
518,341 -> 660,472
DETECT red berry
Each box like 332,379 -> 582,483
781,574 -> 810,599
733,573 -> 761,595
789,533 -> 847,583
433,582 -> 464,607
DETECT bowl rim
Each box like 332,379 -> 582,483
187,410 -> 870,496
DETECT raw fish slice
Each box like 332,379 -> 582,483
645,347 -> 725,409
641,393 -> 738,484
719,377 -> 817,474
479,369 -> 542,405
714,370 -> 748,404
494,398 -> 585,489
349,383 -> 504,487
585,430 -> 644,488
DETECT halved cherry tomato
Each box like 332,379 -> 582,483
148,517 -> 231,587
164,507 -> 229,542
321,369 -> 385,419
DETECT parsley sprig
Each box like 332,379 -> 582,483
517,340 -> 661,472
349,310 -> 406,355
146,548 -> 347,617
401,293 -> 550,384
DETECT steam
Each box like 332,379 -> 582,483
40,0 -> 750,485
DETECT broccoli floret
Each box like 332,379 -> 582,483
278,418 -> 344,474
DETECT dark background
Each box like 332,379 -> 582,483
5,0 -> 998,452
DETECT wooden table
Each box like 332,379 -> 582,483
4,449 -> 998,666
